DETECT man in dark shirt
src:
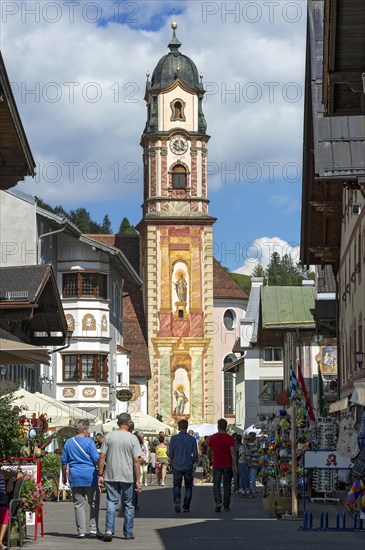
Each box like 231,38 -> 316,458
168,419 -> 198,513
208,418 -> 237,512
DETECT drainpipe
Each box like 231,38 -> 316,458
37,224 -> 67,264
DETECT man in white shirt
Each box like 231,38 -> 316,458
98,413 -> 141,542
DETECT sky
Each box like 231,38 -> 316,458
2,0 -> 307,274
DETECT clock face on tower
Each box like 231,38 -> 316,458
170,135 -> 188,155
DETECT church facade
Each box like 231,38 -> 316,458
137,24 -> 216,425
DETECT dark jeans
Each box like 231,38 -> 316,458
213,467 -> 233,507
172,468 -> 194,510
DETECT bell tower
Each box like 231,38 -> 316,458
138,23 -> 216,425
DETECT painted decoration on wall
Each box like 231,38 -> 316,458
172,262 -> 189,309
63,387 -> 75,398
82,387 -> 97,398
101,314 -> 108,332
129,381 -> 141,402
66,314 -> 75,332
172,367 -> 190,416
320,345 -> 337,374
82,314 -> 96,331
101,387 -> 108,399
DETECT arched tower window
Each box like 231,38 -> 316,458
170,98 -> 186,121
172,165 -> 187,189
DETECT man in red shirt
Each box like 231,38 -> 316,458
207,419 -> 237,512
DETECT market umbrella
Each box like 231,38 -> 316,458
243,424 -> 262,436
0,338 -> 50,365
188,423 -> 217,436
11,389 -> 99,428
102,411 -> 177,436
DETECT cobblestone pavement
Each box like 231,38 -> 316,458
23,477 -> 364,550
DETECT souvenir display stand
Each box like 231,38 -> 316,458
311,418 -> 338,502
257,408 -> 312,516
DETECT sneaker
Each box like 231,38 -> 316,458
144,482 -> 148,487
239,488 -> 245,494
77,533 -> 85,538
215,504 -> 221,512
89,530 -> 97,536
175,499 -> 181,513
104,531 -> 113,542
183,507 -> 190,512
224,506 -> 230,511
161,481 -> 165,486
123,535 -> 135,540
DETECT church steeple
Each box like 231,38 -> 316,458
168,22 -> 182,53
138,26 -> 215,427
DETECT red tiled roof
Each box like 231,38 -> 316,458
213,259 -> 248,299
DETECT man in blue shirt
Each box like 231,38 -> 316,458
168,419 -> 198,513
61,419 -> 100,538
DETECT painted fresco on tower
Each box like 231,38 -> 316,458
172,262 -> 189,310
172,367 -> 190,416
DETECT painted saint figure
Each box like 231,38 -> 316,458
174,384 -> 188,415
175,273 -> 187,301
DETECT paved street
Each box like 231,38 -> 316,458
22,477 -> 364,550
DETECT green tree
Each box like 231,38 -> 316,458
118,217 -> 137,235
0,387 -> 23,460
100,214 -> 112,234
69,208 -> 99,233
266,251 -> 282,285
251,263 -> 266,279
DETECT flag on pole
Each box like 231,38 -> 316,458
289,364 -> 302,402
317,363 -> 326,417
297,363 -> 316,422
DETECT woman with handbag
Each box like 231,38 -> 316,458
61,419 -> 100,538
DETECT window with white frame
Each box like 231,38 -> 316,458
224,371 -> 235,414
62,272 -> 108,299
263,347 -> 283,362
63,354 -> 108,382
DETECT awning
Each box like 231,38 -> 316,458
103,411 -> 177,436
0,338 -> 50,365
350,381 -> 365,407
329,397 -> 348,414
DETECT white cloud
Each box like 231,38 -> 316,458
2,0 -> 306,208
233,236 -> 300,275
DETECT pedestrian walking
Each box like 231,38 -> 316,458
232,433 -> 242,492
207,418 -> 237,512
247,432 -> 260,495
169,419 -> 198,513
61,419 -> 100,538
156,435 -> 169,486
98,413 -> 141,542
149,444 -> 157,484
238,436 -> 251,495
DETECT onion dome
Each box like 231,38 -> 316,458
150,23 -> 204,92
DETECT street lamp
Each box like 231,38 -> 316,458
0,366 -> 7,380
355,351 -> 364,367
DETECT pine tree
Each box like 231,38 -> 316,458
251,263 -> 266,279
118,217 -> 137,235
100,214 -> 112,234
266,251 -> 282,285
69,208 -> 94,233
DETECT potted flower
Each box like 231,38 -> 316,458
20,472 -> 45,524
